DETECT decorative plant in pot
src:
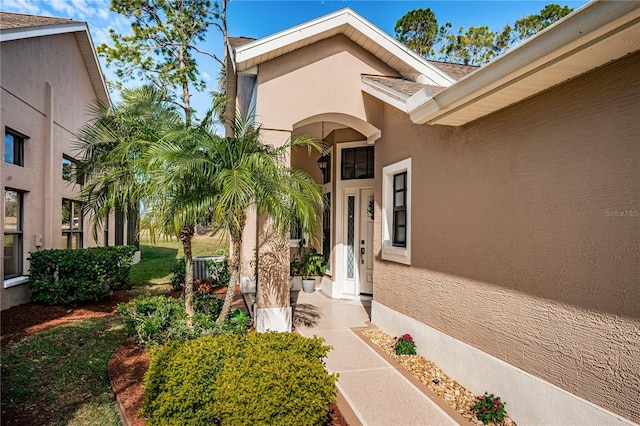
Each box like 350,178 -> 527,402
299,248 -> 327,293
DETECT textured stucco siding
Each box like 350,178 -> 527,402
373,52 -> 640,422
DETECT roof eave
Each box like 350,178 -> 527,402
234,8 -> 455,87
408,0 -> 640,126
0,22 -> 86,42
361,78 -> 410,112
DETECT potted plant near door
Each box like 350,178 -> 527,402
299,248 -> 327,293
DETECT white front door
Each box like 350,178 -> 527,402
342,188 -> 374,295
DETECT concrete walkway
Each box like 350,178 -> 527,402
294,290 -> 463,426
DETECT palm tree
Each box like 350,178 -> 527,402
148,114 -> 325,323
75,86 -> 207,316
77,92 -> 324,321
75,85 -> 182,241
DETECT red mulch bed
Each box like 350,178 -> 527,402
1,290 -> 348,425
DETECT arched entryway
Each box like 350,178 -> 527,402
291,114 -> 380,300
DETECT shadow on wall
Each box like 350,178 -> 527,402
256,224 -> 290,308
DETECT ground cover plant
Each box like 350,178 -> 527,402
116,293 -> 249,348
1,316 -> 126,425
142,332 -> 337,425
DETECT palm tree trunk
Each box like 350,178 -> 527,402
179,225 -> 195,317
217,234 -> 242,324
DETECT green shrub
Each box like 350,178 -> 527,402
192,292 -> 224,317
142,332 -> 337,426
29,245 -> 136,304
169,257 -> 185,291
116,295 -> 187,347
207,257 -> 231,288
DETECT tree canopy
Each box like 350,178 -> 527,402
97,0 -> 226,124
395,3 -> 574,66
394,8 -> 439,58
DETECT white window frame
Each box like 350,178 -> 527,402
382,158 -> 411,264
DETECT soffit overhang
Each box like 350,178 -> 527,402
407,1 -> 640,126
233,8 -> 455,87
1,21 -> 111,106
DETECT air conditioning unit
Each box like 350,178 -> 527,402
192,255 -> 225,281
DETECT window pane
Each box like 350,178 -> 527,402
394,225 -> 406,245
4,190 -> 20,232
61,234 -> 69,250
4,133 -> 14,163
72,201 -> 82,230
394,173 -> 405,190
62,157 -> 73,181
346,196 -> 355,279
394,191 -> 405,207
62,200 -> 71,230
393,210 -> 406,247
4,235 -> 20,277
354,148 -> 367,178
342,147 -> 374,180
71,233 -> 81,249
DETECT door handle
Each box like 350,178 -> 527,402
360,247 -> 365,264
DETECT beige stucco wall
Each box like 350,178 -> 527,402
373,52 -> 640,422
1,33 -> 111,310
256,34 -> 398,132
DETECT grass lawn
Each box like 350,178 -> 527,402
129,232 -> 229,286
1,316 -> 127,425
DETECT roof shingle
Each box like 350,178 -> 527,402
428,60 -> 478,81
0,12 -> 75,30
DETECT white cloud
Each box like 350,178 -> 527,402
48,0 -> 110,20
92,26 -> 111,46
1,0 -> 43,15
202,71 -> 211,82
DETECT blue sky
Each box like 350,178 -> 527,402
3,0 -> 588,120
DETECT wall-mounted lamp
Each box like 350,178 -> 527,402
317,155 -> 329,172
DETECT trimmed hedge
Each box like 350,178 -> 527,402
142,332 -> 337,425
29,245 -> 136,305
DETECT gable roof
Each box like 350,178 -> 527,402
0,11 -> 110,106
0,11 -> 74,29
233,8 -> 455,87
408,0 -> 640,126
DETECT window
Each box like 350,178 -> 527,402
392,172 -> 407,247
115,208 -> 124,246
341,146 -> 374,180
382,158 -> 411,264
290,220 -> 303,241
4,129 -> 24,166
62,155 -> 83,184
322,193 -> 331,270
61,199 -> 83,249
4,189 -> 23,279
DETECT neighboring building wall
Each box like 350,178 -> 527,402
1,32 -> 112,310
372,52 -> 640,422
